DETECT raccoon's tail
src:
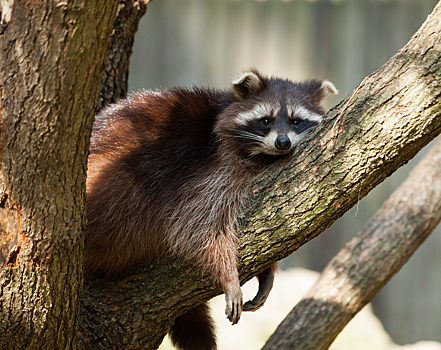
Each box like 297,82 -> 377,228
169,303 -> 217,350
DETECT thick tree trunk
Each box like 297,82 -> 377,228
262,136 -> 441,350
78,2 -> 441,349
0,1 -> 119,349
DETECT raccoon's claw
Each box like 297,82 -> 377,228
224,284 -> 243,325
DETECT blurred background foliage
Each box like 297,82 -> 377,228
128,0 -> 440,345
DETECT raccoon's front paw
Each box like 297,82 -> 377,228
224,283 -> 243,325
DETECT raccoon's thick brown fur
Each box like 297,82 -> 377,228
84,70 -> 337,350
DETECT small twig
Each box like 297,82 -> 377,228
353,179 -> 364,217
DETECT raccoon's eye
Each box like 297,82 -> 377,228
291,118 -> 303,125
260,117 -> 271,126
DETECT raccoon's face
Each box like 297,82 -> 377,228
216,70 -> 338,159
233,101 -> 324,156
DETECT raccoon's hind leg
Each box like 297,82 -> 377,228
243,263 -> 277,312
169,303 -> 216,350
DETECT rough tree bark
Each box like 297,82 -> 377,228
0,1 -> 440,350
262,136 -> 441,350
78,2 -> 441,350
0,1 -> 119,349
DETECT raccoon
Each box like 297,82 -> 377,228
84,70 -> 337,350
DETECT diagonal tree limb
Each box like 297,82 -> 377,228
237,0 -> 441,290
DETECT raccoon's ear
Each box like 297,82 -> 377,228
232,71 -> 264,99
321,80 -> 338,96
307,79 -> 338,105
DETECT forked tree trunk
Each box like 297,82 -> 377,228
1,1 -> 441,350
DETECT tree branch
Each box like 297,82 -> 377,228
97,0 -> 150,111
262,135 -> 441,350
78,2 -> 441,349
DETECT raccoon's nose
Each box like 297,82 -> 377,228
275,136 -> 291,151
